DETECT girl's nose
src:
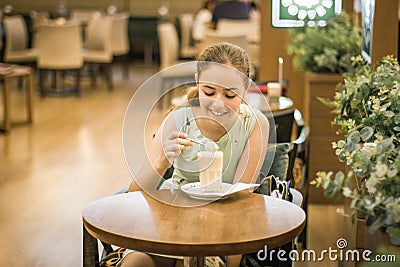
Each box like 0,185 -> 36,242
212,98 -> 224,108
215,92 -> 224,101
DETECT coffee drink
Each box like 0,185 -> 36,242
197,150 -> 223,191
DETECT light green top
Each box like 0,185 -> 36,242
160,104 -> 259,189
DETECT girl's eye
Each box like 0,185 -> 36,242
204,91 -> 215,96
225,92 -> 237,99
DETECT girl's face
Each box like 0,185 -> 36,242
196,64 -> 247,127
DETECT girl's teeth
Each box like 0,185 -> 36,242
211,110 -> 224,116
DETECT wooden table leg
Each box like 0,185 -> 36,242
183,256 -> 205,267
26,72 -> 34,123
3,77 -> 11,132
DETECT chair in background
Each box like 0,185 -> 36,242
292,109 -> 310,249
29,11 -> 50,48
202,32 -> 248,54
157,22 -> 196,108
201,31 -> 255,68
110,13 -> 130,79
269,108 -> 295,143
264,108 -> 310,187
157,22 -> 194,70
200,31 -> 254,75
36,23 -> 83,96
83,16 -> 114,90
216,19 -> 260,67
3,15 -> 37,65
260,108 -> 310,249
216,19 -> 260,43
69,9 -> 103,24
177,13 -> 198,59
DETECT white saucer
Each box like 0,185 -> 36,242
181,182 -> 259,200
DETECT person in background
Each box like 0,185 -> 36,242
192,0 -> 216,42
211,0 -> 250,28
249,1 -> 261,22
120,42 -> 270,267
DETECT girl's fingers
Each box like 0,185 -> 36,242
163,132 -> 192,163
176,137 -> 193,147
168,131 -> 188,140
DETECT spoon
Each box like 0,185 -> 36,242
186,137 -> 219,151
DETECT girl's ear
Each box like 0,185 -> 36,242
243,84 -> 250,96
241,83 -> 250,103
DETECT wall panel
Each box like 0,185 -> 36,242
1,0 -> 201,15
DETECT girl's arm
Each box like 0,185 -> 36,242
233,112 -> 269,184
128,113 -> 193,192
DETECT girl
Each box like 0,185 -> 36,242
122,42 -> 269,267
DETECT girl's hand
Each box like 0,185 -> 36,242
160,131 -> 193,167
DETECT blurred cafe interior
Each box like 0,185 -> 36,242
1,0 -> 400,266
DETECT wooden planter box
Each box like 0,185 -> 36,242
341,191 -> 399,266
303,72 -> 346,203
364,228 -> 400,256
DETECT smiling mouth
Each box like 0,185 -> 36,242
209,109 -> 227,116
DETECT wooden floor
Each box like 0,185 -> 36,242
0,63 -> 345,267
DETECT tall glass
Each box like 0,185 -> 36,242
197,151 -> 223,192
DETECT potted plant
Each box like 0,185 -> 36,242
286,12 -> 362,201
287,12 -> 361,74
312,55 -> 400,246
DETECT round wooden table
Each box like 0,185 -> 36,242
83,190 -> 305,267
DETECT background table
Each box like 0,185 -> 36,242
245,92 -> 293,113
0,65 -> 34,132
82,190 -> 305,267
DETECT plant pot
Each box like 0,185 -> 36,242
364,227 -> 400,259
304,72 -> 346,203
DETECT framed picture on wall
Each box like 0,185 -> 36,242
271,0 -> 342,28
361,0 -> 375,65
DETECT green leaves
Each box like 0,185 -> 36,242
360,126 -> 374,141
313,55 -> 400,245
287,12 -> 361,73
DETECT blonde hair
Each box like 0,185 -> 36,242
197,42 -> 255,87
190,42 -> 254,101
168,42 -> 254,112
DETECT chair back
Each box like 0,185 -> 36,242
30,11 -> 50,48
36,23 -> 83,69
269,108 -> 295,143
216,19 -> 260,43
110,13 -> 130,56
292,109 -> 310,191
3,15 -> 29,53
261,109 -> 309,185
30,11 -> 50,31
70,9 -> 103,22
216,19 -> 260,66
157,22 -> 180,70
178,14 -> 194,53
85,16 -> 113,52
203,32 -> 248,54
260,142 -> 297,183
290,188 -> 303,207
